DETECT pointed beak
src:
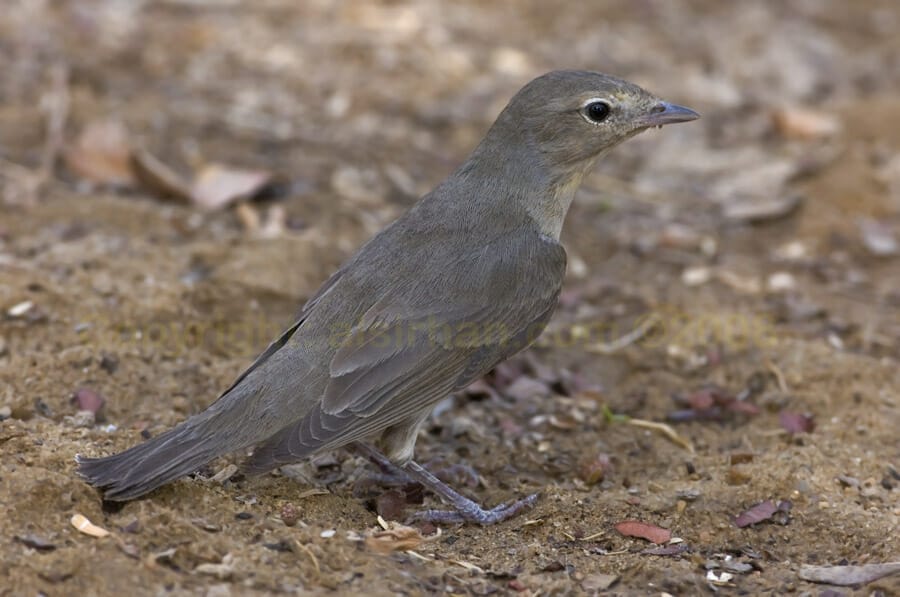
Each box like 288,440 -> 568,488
637,101 -> 700,128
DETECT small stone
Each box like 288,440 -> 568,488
15,534 -> 56,551
99,353 -> 119,374
7,300 -> 33,318
729,451 -> 754,465
280,502 -> 299,527
577,453 -> 612,485
858,218 -> 898,256
675,488 -> 701,501
681,266 -> 711,286
65,410 -> 95,428
767,271 -> 796,292
774,241 -> 808,261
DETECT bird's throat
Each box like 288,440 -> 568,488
526,156 -> 600,240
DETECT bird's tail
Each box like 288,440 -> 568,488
76,418 -> 231,501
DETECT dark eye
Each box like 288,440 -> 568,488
583,100 -> 611,123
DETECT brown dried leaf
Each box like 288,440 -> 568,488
130,148 -> 192,202
190,164 -> 272,211
364,523 -> 424,555
614,520 -> 672,544
733,500 -> 777,527
71,388 -> 105,416
375,489 -> 407,522
65,120 -> 134,186
779,410 -> 815,434
772,106 -> 841,140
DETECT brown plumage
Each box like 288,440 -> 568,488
77,71 -> 698,520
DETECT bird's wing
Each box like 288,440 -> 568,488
213,268 -> 346,399
243,233 -> 566,472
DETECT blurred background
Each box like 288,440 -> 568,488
1,1 -> 898,595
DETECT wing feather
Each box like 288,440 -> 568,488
244,233 -> 567,473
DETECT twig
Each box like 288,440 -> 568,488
292,540 -> 321,578
38,64 -> 70,186
627,418 -> 695,454
765,358 -> 789,394
586,313 -> 661,354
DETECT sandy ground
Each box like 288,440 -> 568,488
1,1 -> 898,595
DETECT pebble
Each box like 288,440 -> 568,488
767,271 -> 796,292
7,300 -> 33,317
65,410 -> 96,428
858,218 -> 898,256
681,266 -> 711,286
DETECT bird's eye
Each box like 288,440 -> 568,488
582,100 -> 611,124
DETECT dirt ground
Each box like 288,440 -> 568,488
1,1 -> 898,595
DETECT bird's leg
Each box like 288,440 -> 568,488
352,442 -> 412,487
403,461 -> 538,525
350,442 -> 537,525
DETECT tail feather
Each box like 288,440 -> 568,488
241,425 -> 306,477
77,423 -> 224,501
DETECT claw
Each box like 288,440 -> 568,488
410,492 -> 539,525
352,443 -> 538,526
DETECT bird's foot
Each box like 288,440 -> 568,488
351,442 -> 538,525
402,459 -> 538,526
410,492 -> 539,525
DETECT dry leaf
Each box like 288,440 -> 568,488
779,410 -> 815,434
70,513 -> 110,538
130,148 -> 192,202
365,522 -> 425,554
65,119 -> 134,186
772,106 -> 841,140
723,195 -> 803,224
799,562 -> 900,586
733,499 -> 791,527
375,489 -> 408,522
71,388 -> 105,416
614,520 -> 672,544
190,164 -> 272,211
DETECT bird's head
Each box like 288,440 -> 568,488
500,70 -> 699,169
448,70 -> 699,238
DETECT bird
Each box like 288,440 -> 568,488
77,70 -> 699,524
